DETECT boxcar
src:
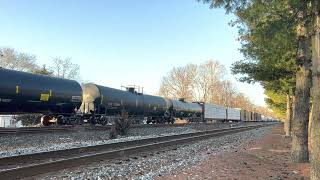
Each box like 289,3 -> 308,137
203,103 -> 226,121
226,108 -> 241,121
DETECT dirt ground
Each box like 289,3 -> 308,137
158,125 -> 310,180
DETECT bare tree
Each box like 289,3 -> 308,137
194,60 -> 226,102
158,60 -> 275,119
32,65 -> 53,76
158,82 -> 171,98
50,57 -> 80,80
159,64 -> 197,101
211,80 -> 237,107
0,47 -> 37,72
232,92 -> 254,109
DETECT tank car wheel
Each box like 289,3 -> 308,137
100,116 -> 108,126
169,117 -> 175,124
145,117 -> 152,124
90,116 -> 97,126
56,115 -> 64,125
41,115 -> 53,126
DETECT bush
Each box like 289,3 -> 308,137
109,127 -> 117,139
114,117 -> 131,136
109,118 -> 131,139
109,111 -> 131,138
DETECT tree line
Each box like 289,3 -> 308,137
158,60 -> 273,117
198,0 -> 320,178
0,47 -> 80,80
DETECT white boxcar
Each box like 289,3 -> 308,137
227,108 -> 241,121
204,103 -> 226,120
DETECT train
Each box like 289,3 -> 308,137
0,68 -> 269,126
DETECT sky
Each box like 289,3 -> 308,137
0,0 -> 266,106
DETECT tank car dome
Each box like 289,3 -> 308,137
80,83 -> 101,114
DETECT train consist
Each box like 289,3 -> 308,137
0,68 -> 268,126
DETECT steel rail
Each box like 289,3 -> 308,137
0,122 -> 240,135
84,122 -> 231,130
0,123 -> 203,135
0,123 -> 275,179
0,126 -> 74,134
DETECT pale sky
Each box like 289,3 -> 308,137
0,0 -> 266,106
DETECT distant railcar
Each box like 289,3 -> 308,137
247,111 -> 253,121
202,103 -> 226,121
226,108 -> 241,121
240,109 -> 246,121
171,99 -> 202,120
240,109 -> 253,121
253,112 -> 262,121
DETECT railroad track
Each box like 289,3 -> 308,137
0,124 -> 185,134
0,122 -> 245,135
0,126 -> 74,134
84,122 -> 232,130
0,123 -> 195,135
0,123 -> 275,179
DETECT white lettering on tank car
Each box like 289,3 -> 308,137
71,96 -> 81,102
27,100 -> 42,103
56,103 -> 67,106
113,103 -> 121,107
0,98 -> 12,103
107,102 -> 121,107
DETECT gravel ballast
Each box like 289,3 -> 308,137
37,125 -> 274,180
0,123 -> 243,157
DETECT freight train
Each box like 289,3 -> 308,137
0,68 -> 266,126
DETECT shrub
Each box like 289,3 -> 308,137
109,111 -> 131,138
109,127 -> 117,139
114,117 -> 131,136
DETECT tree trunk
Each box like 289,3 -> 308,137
310,1 -> 320,179
309,103 -> 313,150
291,64 -> 311,163
291,9 -> 312,163
285,93 -> 292,136
292,95 -> 295,120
